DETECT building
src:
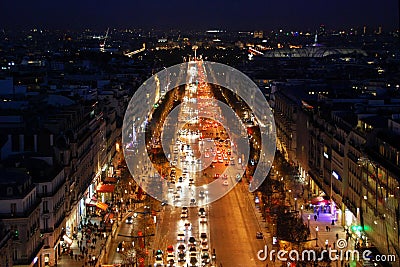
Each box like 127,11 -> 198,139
0,169 -> 43,267
0,229 -> 14,267
271,81 -> 400,261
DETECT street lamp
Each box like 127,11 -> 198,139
315,226 -> 319,247
308,215 -> 310,230
294,198 -> 298,211
300,205 -> 304,218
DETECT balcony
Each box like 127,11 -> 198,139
13,240 -> 44,266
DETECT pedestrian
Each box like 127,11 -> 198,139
314,214 -> 317,221
336,233 -> 339,240
326,226 -> 329,232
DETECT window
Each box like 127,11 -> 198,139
42,185 -> 48,196
43,218 -> 49,230
43,201 -> 48,213
10,203 -> 16,215
6,187 -> 13,196
11,135 -> 19,152
24,135 -> 34,151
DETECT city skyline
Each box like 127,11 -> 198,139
0,0 -> 399,30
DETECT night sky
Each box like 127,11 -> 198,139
0,0 -> 398,30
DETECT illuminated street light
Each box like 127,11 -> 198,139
315,226 -> 319,247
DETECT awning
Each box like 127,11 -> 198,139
104,177 -> 118,183
96,202 -> 109,211
96,184 -> 115,193
85,199 -> 97,207
63,235 -> 72,245
310,196 -> 331,205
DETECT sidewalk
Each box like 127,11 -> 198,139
56,217 -> 107,267
287,175 -> 362,266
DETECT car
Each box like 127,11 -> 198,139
155,249 -> 163,256
201,252 -> 210,264
189,256 -> 198,266
184,222 -> 192,231
222,180 -> 229,186
199,214 -> 207,223
177,232 -> 185,241
166,253 -> 175,263
200,241 -> 209,250
177,244 -> 186,252
199,191 -> 205,198
188,236 -> 196,244
214,173 -> 219,179
117,241 -> 125,252
178,252 -> 186,262
189,246 -> 197,252
256,232 -> 263,239
154,255 -> 163,265
125,216 -> 133,224
198,207 -> 206,216
200,232 -> 207,242
166,245 -> 174,254
181,211 -> 188,218
190,198 -> 196,205
201,247 -> 208,254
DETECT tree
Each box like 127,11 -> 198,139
276,209 -> 310,243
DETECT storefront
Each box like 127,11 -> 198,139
65,205 -> 78,238
96,183 -> 115,203
60,235 -> 73,255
